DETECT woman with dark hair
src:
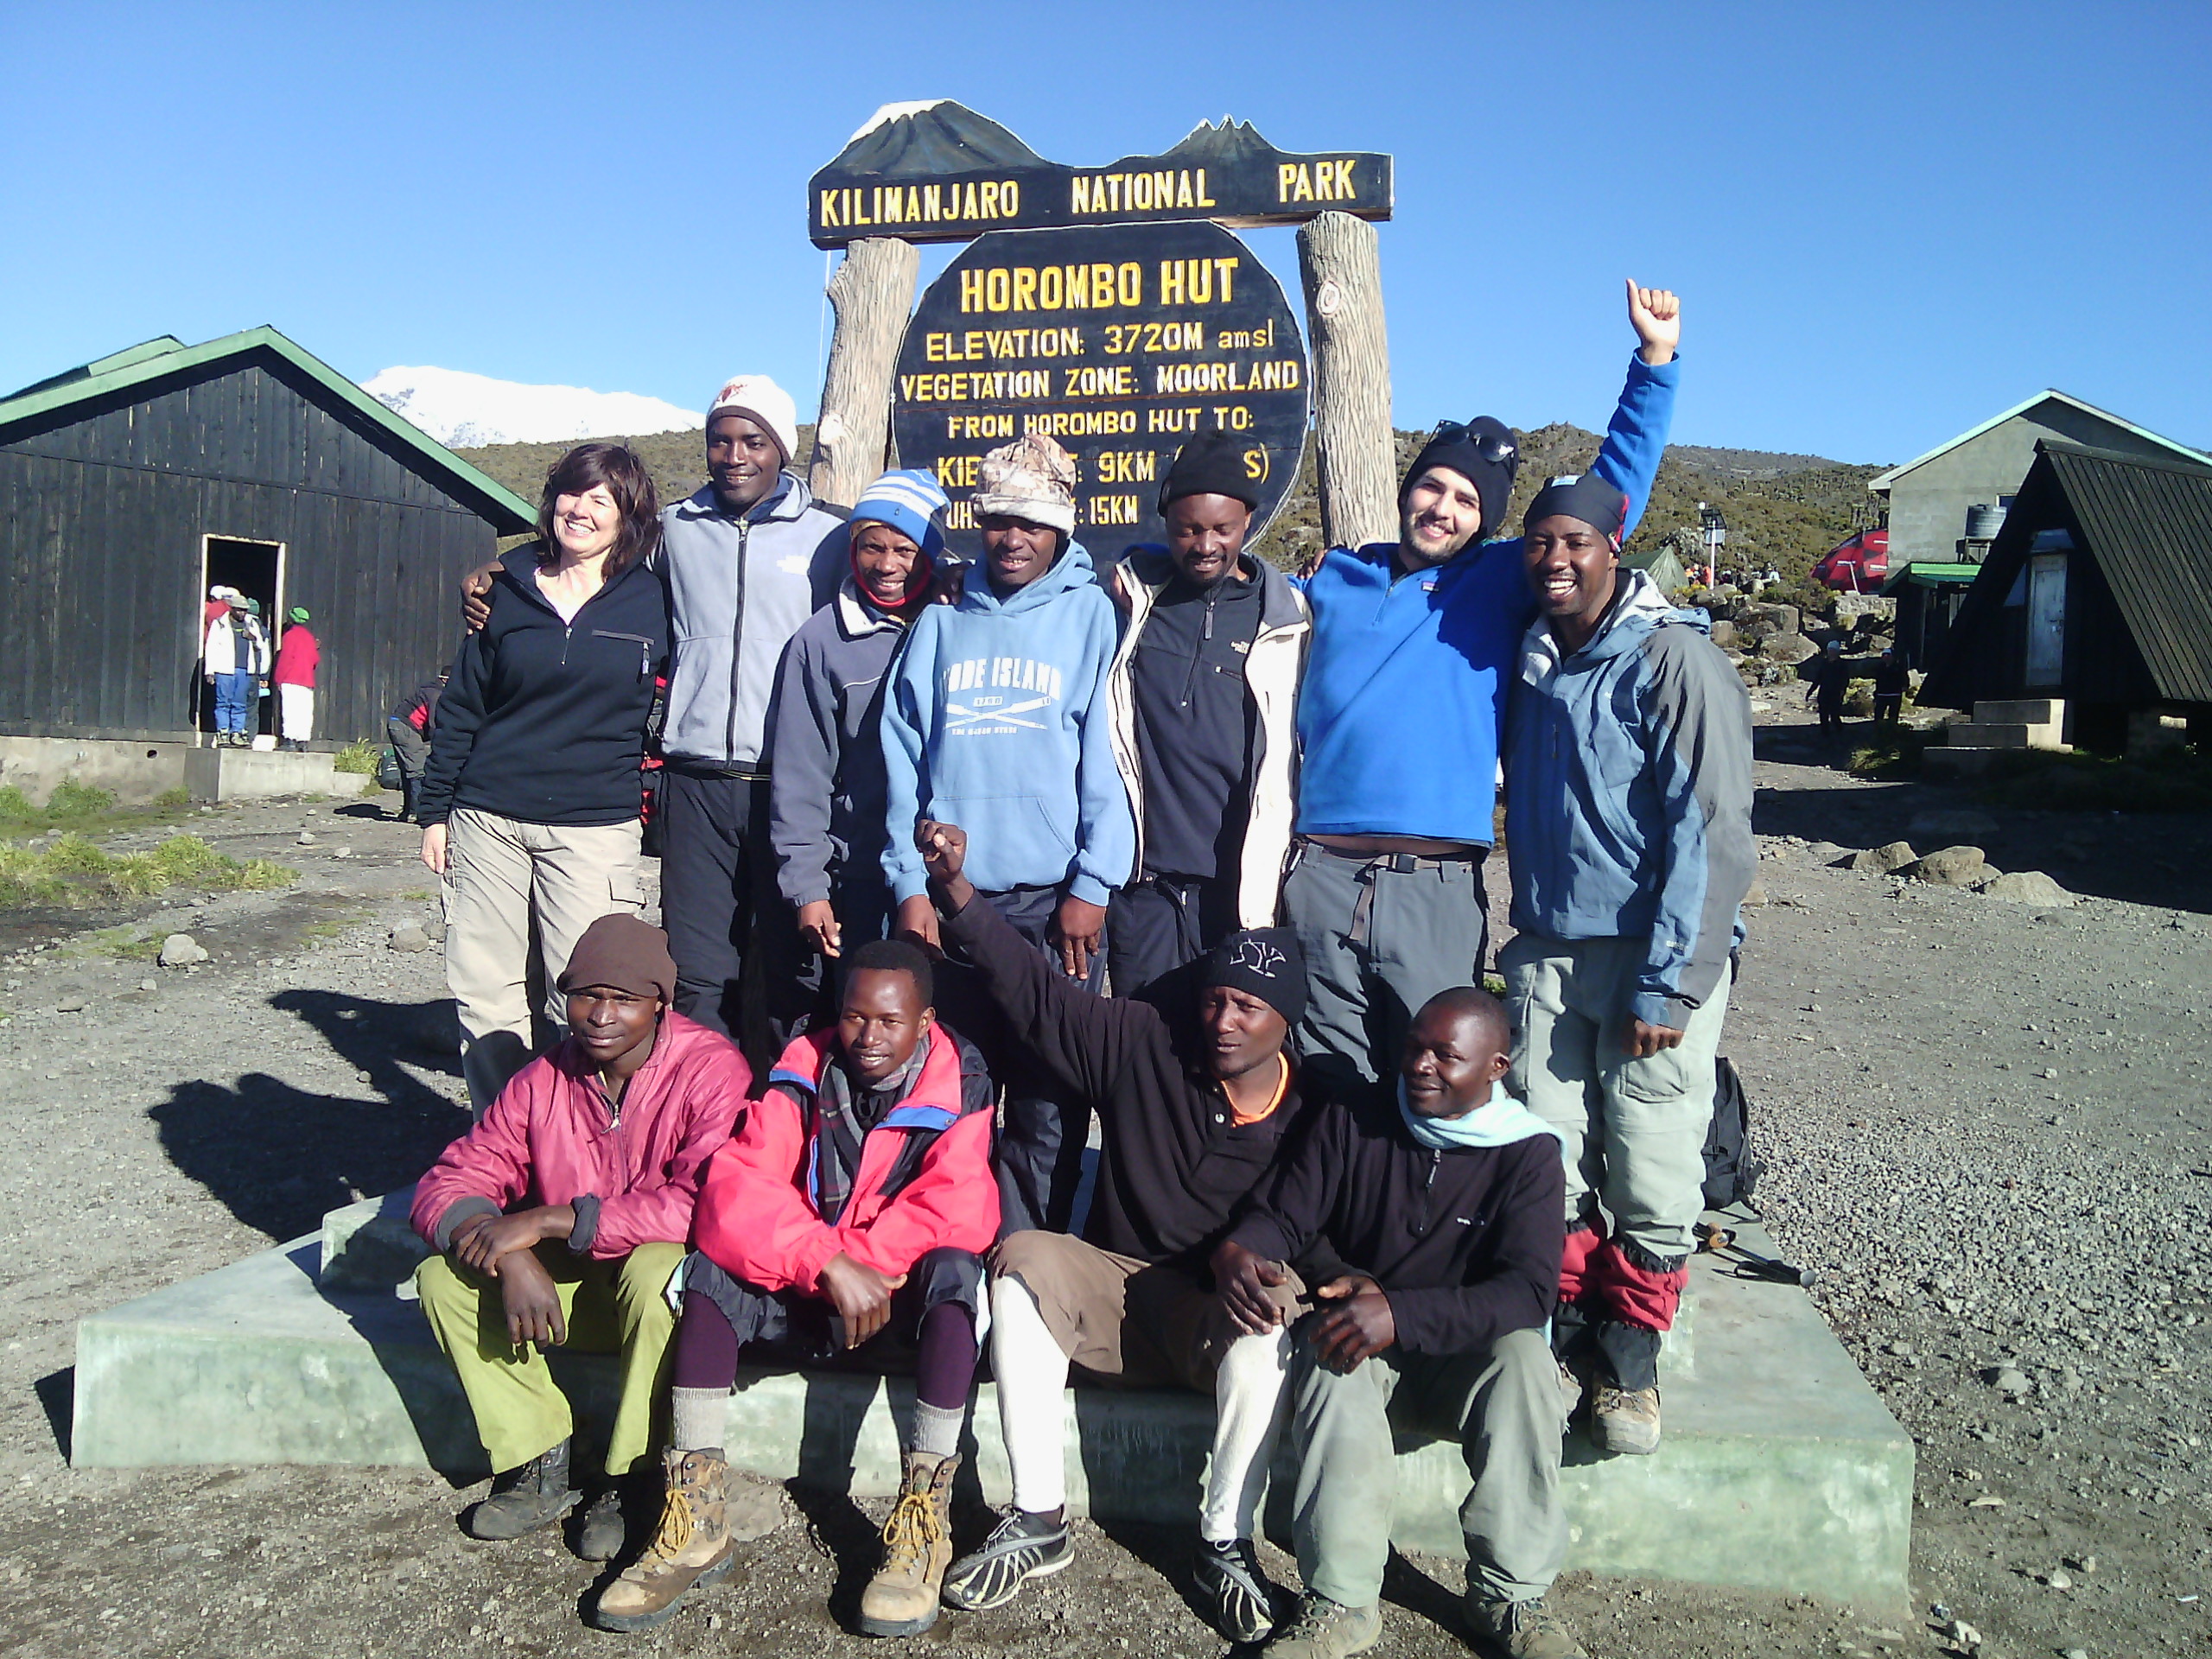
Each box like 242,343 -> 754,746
418,442 -> 674,1112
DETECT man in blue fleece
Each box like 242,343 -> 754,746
883,433 -> 1135,1231
1284,282 -> 1681,1093
1502,471 -> 1753,1460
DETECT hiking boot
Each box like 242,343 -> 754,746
575,1483 -> 626,1562
1467,1593 -> 1586,1658
857,1452 -> 959,1637
1589,1383 -> 1662,1456
591,1449 -> 736,1631
1192,1535 -> 1280,1644
464,1439 -> 576,1540
1262,1591 -> 1381,1656
938,1507 -> 1071,1611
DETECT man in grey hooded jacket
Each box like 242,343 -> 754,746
1500,472 -> 1753,1462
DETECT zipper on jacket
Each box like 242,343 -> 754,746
594,630 -> 655,680
1412,1148 -> 1441,1231
726,519 -> 752,760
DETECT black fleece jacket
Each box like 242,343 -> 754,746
1226,1090 -> 1564,1357
940,888 -> 1313,1269
416,547 -> 670,828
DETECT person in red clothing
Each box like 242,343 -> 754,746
410,915 -> 748,1562
592,938 -> 995,1637
271,606 -> 320,751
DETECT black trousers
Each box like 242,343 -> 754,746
1107,872 -> 1240,999
658,768 -> 801,1070
962,884 -> 1103,1236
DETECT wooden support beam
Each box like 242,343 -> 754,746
809,237 -> 920,510
1297,212 -> 1396,550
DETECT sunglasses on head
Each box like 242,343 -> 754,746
1429,422 -> 1518,466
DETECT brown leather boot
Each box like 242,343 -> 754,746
856,1451 -> 959,1637
590,1449 -> 735,1631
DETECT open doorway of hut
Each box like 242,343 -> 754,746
196,536 -> 284,740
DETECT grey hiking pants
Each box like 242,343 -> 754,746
1287,1325 -> 1566,1609
1281,838 -> 1489,1091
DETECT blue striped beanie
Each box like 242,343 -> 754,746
851,469 -> 949,556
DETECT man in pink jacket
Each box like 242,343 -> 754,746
592,937 -> 995,1638
411,914 -> 747,1560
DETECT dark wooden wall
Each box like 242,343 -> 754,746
0,352 -> 499,743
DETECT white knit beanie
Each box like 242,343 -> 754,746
706,374 -> 799,464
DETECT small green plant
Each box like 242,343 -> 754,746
0,833 -> 296,908
1974,747 -> 2212,813
0,785 -> 36,823
332,739 -> 381,775
1850,729 -> 1929,779
153,787 -> 191,811
43,779 -> 118,818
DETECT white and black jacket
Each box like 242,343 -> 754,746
1104,548 -> 1310,929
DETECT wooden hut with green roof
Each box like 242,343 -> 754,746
0,327 -> 534,746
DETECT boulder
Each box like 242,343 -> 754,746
389,922 -> 430,954
1738,601 -> 1801,639
1905,845 -> 1986,887
1760,632 -> 1818,665
1980,869 -> 2075,907
1908,808 -> 1999,842
157,933 -> 209,968
1851,841 -> 1917,874
1707,619 -> 1740,650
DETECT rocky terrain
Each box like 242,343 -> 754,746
0,727 -> 2207,1658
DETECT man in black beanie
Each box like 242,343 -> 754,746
909,819 -> 1325,1644
1102,429 -> 1313,998
1285,283 -> 1682,1096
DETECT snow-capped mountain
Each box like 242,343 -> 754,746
362,365 -> 699,448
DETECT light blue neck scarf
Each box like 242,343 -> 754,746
1397,1079 -> 1562,1151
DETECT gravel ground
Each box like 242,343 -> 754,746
0,718 -> 2208,1659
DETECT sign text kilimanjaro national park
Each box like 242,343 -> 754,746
809,103 -> 1392,247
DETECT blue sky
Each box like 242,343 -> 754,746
3,0 -> 2205,464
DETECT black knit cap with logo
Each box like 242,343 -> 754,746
1400,416 -> 1521,544
1158,429 -> 1262,516
1198,926 -> 1307,1027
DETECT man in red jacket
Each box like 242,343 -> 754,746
593,938 -> 995,1637
411,915 -> 747,1560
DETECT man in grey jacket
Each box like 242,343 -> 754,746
1500,472 -> 1753,1460
654,376 -> 848,1057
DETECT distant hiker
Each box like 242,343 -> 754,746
387,669 -> 449,823
1503,470 -> 1754,1460
1286,282 -> 1681,1093
881,434 -> 1136,1235
420,443 -> 671,1112
1103,430 -> 1312,998
1872,646 -> 1908,737
410,916 -> 747,1562
768,469 -> 948,1011
202,591 -> 269,747
271,606 -> 319,751
1806,639 -> 1850,747
1216,988 -> 1576,1659
594,939 -> 994,1637
913,820 -> 1319,1649
461,375 -> 848,1064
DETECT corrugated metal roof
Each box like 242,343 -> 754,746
1869,390 -> 2210,491
1878,561 -> 1981,594
0,325 -> 535,533
2044,441 -> 2212,702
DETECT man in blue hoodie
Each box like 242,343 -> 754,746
1285,283 -> 1680,1095
1502,472 -> 1753,1460
883,433 -> 1136,1231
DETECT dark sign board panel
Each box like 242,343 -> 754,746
892,222 -> 1309,560
811,105 -> 1390,248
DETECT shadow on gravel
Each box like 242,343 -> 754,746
149,994 -> 470,1241
785,1480 -> 881,1631
1091,1516 -> 1263,1649
34,1368 -> 73,1460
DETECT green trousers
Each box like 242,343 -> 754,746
416,1240 -> 683,1478
1288,1325 -> 1567,1609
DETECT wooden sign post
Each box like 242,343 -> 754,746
807,103 -> 1395,552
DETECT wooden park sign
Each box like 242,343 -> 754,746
808,103 -> 1401,552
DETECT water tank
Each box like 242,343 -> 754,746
1965,502 -> 2006,539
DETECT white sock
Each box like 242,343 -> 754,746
912,1402 -> 964,1459
991,1275 -> 1071,1514
1200,1325 -> 1291,1543
671,1386 -> 726,1453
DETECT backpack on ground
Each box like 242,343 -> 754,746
1701,1055 -> 1765,1209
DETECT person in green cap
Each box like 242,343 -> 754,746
272,604 -> 320,751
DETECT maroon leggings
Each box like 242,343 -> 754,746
671,1292 -> 978,1412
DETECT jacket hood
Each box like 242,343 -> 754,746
959,538 -> 1097,616
1523,566 -> 1707,676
